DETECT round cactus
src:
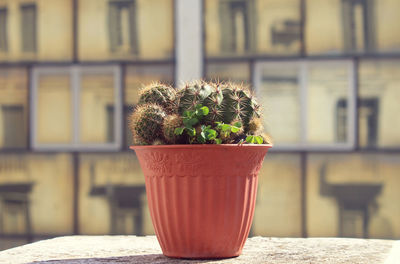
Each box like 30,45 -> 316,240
247,117 -> 264,134
219,84 -> 259,130
202,84 -> 224,124
129,104 -> 166,145
163,114 -> 183,144
138,82 -> 176,113
177,81 -> 213,114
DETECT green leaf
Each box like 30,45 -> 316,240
183,118 -> 198,127
189,118 -> 199,126
246,135 -> 255,144
174,127 -> 184,135
221,124 -> 231,132
198,132 -> 206,143
187,128 -> 196,137
255,136 -> 263,144
231,126 -> 240,133
207,129 -> 217,140
200,106 -> 209,116
215,138 -> 222,144
233,121 -> 242,128
183,110 -> 191,117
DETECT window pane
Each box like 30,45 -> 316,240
37,73 -> 72,144
375,0 -> 400,53
125,65 -> 174,146
0,154 -> 74,237
307,61 -> 353,144
0,68 -> 27,149
0,7 -> 8,52
307,153 -> 400,239
257,62 -> 301,144
79,0 -> 174,61
20,4 -> 37,53
205,62 -> 250,84
0,0 -> 72,61
253,154 -> 301,237
359,60 -> 400,148
79,154 -> 151,235
205,0 -> 301,57
79,70 -> 116,144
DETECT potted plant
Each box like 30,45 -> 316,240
129,81 -> 272,259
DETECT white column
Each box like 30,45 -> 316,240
175,0 -> 203,83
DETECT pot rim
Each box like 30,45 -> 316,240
129,144 -> 273,150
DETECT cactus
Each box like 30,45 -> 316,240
220,84 -> 260,131
163,114 -> 183,143
177,81 -> 213,114
138,82 -> 176,113
202,84 -> 224,124
129,104 -> 166,145
128,80 -> 268,145
247,117 -> 264,135
178,81 -> 260,131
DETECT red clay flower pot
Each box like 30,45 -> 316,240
130,144 -> 272,259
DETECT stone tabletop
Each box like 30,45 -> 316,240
0,236 -> 398,264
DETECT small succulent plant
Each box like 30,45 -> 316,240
128,81 -> 272,145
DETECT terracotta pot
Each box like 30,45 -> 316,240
130,144 -> 272,259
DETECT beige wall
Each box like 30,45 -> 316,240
0,0 -> 73,61
307,154 -> 400,239
375,0 -> 400,52
305,0 -> 343,54
253,154 -> 302,237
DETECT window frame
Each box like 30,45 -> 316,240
253,59 -> 356,151
31,65 -> 122,151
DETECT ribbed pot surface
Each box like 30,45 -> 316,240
131,144 -> 272,259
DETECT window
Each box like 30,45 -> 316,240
254,60 -> 355,150
124,65 -> 174,146
108,0 -> 138,55
20,4 -> 37,53
0,8 -> 7,52
0,68 -> 28,149
32,66 -> 122,150
341,0 -> 375,53
359,60 -> 400,148
79,0 -> 174,61
205,0 -> 301,57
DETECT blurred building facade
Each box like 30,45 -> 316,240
0,0 -> 399,250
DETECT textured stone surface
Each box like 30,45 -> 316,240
0,236 -> 398,264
